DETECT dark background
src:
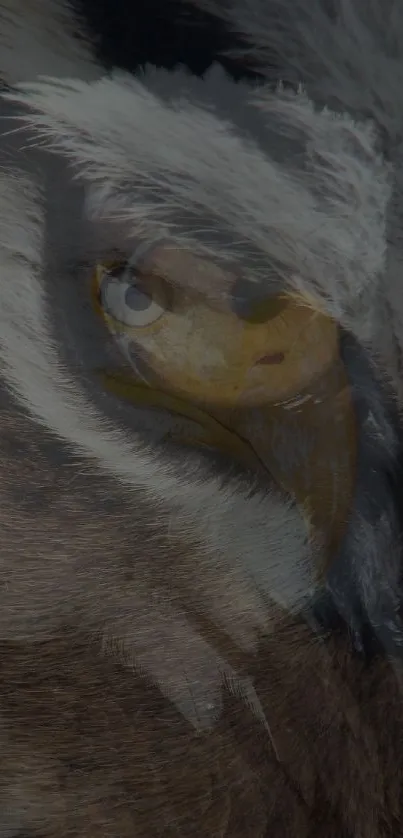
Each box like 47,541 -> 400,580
73,0 -> 264,80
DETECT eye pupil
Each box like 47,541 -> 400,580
125,285 -> 152,312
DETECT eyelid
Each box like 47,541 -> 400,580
134,243 -> 235,304
134,270 -> 174,312
103,252 -> 174,312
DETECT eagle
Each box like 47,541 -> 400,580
0,0 -> 403,835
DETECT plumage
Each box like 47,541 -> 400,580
1,0 -> 403,835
